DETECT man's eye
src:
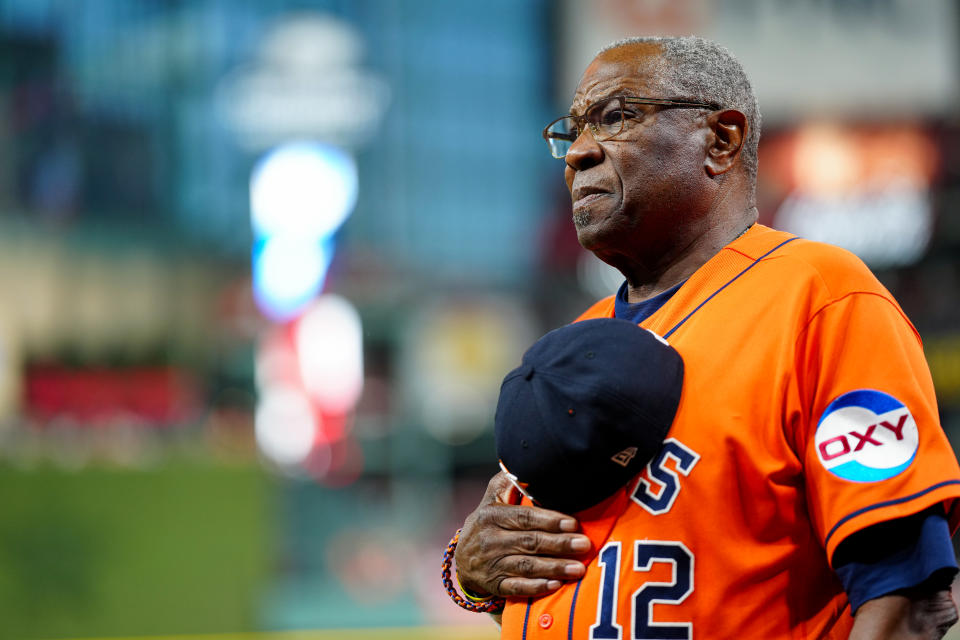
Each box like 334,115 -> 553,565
600,110 -> 624,126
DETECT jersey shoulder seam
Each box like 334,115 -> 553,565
796,290 -> 922,347
767,238 -> 920,346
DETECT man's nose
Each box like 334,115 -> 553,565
564,128 -> 604,172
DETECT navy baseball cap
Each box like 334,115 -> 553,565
494,318 -> 684,514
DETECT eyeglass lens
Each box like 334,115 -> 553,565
545,118 -> 577,158
544,96 -> 626,159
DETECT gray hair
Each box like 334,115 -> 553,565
599,36 -> 761,194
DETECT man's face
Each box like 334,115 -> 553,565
565,44 -> 710,267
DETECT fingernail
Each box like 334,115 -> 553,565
559,518 -> 577,532
546,580 -> 562,590
570,536 -> 590,551
565,563 -> 585,577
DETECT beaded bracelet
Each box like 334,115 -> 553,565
441,528 -> 506,614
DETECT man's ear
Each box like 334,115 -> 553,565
705,109 -> 747,177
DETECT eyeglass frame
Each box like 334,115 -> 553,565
542,95 -> 721,159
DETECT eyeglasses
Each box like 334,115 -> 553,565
542,95 -> 719,159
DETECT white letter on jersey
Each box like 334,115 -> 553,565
631,438 -> 699,515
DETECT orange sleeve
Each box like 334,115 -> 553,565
786,291 -> 960,565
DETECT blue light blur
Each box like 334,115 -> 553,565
252,234 -> 334,322
250,142 -> 357,321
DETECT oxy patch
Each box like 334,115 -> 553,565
814,389 -> 919,482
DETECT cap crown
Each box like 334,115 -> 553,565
495,318 -> 684,513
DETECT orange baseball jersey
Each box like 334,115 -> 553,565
499,225 -> 960,639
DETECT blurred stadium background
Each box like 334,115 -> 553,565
0,0 -> 958,638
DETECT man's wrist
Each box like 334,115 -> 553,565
442,528 -> 506,614
457,572 -> 494,602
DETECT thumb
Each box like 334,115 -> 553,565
483,471 -> 516,505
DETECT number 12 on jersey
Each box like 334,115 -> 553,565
589,541 -> 694,640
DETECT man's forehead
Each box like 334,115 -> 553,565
570,43 -> 664,113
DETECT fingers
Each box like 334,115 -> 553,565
492,552 -> 585,580
456,511 -> 590,597
465,518 -> 590,567
456,473 -> 588,598
492,526 -> 591,558
484,473 -> 581,531
498,578 -> 564,598
492,557 -> 586,597
479,503 -> 580,535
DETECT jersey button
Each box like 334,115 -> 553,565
538,613 -> 553,629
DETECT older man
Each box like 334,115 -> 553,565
450,37 -> 960,639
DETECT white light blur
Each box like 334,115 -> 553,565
216,15 -> 389,151
775,124 -> 936,269
296,294 -> 364,414
577,250 -> 624,300
792,125 -> 860,196
260,14 -> 363,71
250,142 -> 358,239
253,235 -> 331,321
775,189 -> 932,269
254,385 -> 317,467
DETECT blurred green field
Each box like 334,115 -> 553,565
0,460 -> 275,639
66,628 -> 499,640
62,621 -> 960,640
